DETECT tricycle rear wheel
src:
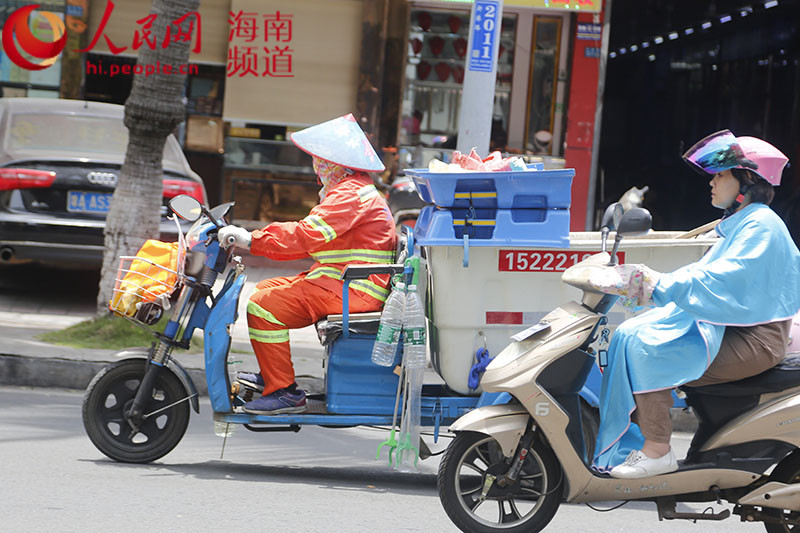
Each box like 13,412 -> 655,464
82,359 -> 190,463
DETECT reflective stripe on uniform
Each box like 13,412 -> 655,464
310,248 -> 394,264
357,184 -> 380,203
307,266 -> 389,302
246,300 -> 286,327
248,327 -> 290,344
304,214 -> 337,243
350,279 -> 389,302
306,266 -> 342,280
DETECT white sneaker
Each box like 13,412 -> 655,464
610,449 -> 678,479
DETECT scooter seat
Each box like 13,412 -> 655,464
681,356 -> 800,465
682,355 -> 800,398
315,312 -> 382,346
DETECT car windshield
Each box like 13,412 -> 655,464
7,113 -> 185,166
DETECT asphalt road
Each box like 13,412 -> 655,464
0,386 -> 759,533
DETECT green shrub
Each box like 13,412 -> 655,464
38,314 -> 203,352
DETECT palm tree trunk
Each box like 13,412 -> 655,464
96,0 -> 200,314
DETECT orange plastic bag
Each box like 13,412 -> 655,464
109,240 -> 181,317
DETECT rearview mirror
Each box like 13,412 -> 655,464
617,207 -> 652,236
169,195 -> 202,222
599,202 -> 624,253
600,202 -> 623,231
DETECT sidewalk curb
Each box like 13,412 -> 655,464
0,353 -> 209,393
0,353 -> 110,391
0,353 -> 327,397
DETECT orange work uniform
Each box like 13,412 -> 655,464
247,173 -> 397,395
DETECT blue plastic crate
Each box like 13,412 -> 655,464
325,333 -> 401,415
406,165 -> 574,209
414,205 -> 570,248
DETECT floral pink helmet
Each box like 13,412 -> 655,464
682,130 -> 789,186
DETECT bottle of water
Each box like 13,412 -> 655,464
403,285 -> 427,369
372,282 -> 405,366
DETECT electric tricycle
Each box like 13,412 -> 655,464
82,195 -> 601,465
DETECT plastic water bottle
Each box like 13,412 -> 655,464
403,285 -> 427,369
372,282 -> 405,366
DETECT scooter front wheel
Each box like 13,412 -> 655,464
82,359 -> 190,463
438,431 -> 562,533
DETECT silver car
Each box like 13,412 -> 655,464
0,97 -> 206,268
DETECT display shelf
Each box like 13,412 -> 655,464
408,56 -> 466,63
408,28 -> 517,39
407,79 -> 511,93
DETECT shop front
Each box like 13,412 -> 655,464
220,0 -> 366,227
395,0 -> 606,230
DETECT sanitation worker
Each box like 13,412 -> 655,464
218,114 -> 397,414
590,130 -> 800,478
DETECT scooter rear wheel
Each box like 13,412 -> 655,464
82,359 -> 190,463
438,431 -> 561,533
763,450 -> 800,532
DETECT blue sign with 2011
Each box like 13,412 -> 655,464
468,0 -> 500,73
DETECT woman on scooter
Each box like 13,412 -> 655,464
217,114 -> 397,415
592,130 -> 800,479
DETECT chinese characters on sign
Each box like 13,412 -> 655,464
227,10 -> 294,78
468,0 -> 499,73
79,0 -> 201,55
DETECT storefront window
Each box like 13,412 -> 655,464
525,17 -> 562,155
400,8 -> 517,151
223,136 -> 318,224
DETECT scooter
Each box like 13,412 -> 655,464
81,194 -> 604,465
437,204 -> 800,533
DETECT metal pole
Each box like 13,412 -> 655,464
456,0 -> 504,155
586,0 -> 612,230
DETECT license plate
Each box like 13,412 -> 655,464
498,250 -> 626,272
67,191 -> 113,214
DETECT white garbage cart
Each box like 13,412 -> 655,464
419,229 -> 717,395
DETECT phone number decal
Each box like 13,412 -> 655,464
499,250 -> 625,272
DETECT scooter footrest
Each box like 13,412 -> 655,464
657,497 -> 730,521
660,509 -> 730,521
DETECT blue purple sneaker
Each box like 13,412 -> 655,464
236,372 -> 265,393
243,388 -> 307,414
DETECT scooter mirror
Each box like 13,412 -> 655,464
617,207 -> 652,237
169,195 -> 203,222
600,202 -> 624,231
599,203 -> 624,253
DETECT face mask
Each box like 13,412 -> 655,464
313,158 -> 350,200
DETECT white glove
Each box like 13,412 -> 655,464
218,226 -> 252,250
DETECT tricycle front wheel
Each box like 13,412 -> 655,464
82,359 -> 190,463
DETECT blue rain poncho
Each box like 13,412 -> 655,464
593,203 -> 800,471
